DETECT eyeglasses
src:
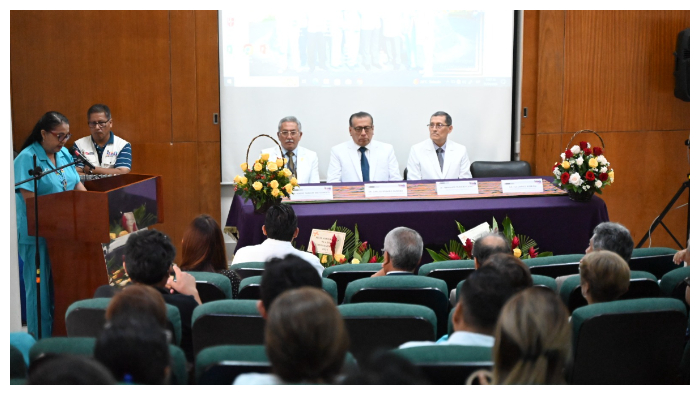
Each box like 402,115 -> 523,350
352,126 -> 374,132
279,131 -> 299,137
427,123 -> 450,129
88,119 -> 111,128
49,130 -> 72,142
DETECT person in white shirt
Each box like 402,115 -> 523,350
262,116 -> 320,184
326,111 -> 401,183
231,204 -> 324,276
406,111 -> 472,180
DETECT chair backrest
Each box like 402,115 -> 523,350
191,300 -> 264,357
10,345 -> 27,379
531,274 -> 557,291
660,266 -> 690,300
229,261 -> 265,279
526,253 -> 585,278
392,345 -> 493,385
570,298 -> 687,384
236,275 -> 339,304
188,271 -> 233,302
628,249 -> 678,279
418,260 -> 475,293
338,303 -> 436,361
345,276 -> 449,336
469,161 -> 531,178
560,271 -> 659,313
323,263 -> 383,304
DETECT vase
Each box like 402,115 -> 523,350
567,189 -> 595,202
253,198 -> 282,214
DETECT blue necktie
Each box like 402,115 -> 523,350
359,147 -> 370,182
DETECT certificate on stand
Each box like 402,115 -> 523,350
364,182 -> 408,198
289,185 -> 334,201
501,179 -> 544,193
436,180 -> 479,195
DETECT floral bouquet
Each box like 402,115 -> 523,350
552,130 -> 614,201
233,135 -> 299,213
302,221 -> 384,268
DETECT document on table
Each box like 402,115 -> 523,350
289,185 -> 334,201
436,180 -> 479,195
364,182 -> 408,198
501,179 -> 544,193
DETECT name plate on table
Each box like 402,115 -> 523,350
364,182 -> 408,198
436,180 -> 479,195
501,179 -> 544,193
289,185 -> 334,201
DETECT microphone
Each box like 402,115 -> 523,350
73,149 -> 96,170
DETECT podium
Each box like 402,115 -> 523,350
26,174 -> 163,336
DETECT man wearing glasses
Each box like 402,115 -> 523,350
261,116 -> 320,184
72,104 -> 132,177
327,111 -> 401,183
406,111 -> 472,180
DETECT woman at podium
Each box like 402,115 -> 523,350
14,111 -> 87,338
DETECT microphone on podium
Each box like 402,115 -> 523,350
73,149 -> 96,170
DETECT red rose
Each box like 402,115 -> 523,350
585,171 -> 596,181
561,173 -> 570,184
448,252 -> 460,260
368,256 -> 377,263
593,146 -> 603,156
584,148 -> 592,156
565,149 -> 573,158
552,162 -> 560,171
599,173 -> 608,181
511,236 -> 520,250
528,247 -> 538,258
463,238 -> 473,255
579,141 -> 588,149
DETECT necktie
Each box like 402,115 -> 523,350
436,148 -> 444,172
286,151 -> 296,177
359,147 -> 370,182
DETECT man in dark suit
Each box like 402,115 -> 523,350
372,227 -> 423,277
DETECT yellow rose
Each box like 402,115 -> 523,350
282,168 -> 292,177
334,254 -> 345,262
271,188 -> 280,197
276,158 -> 284,167
268,162 -> 278,172
284,158 -> 288,164
561,161 -> 571,170
240,162 -> 248,171
270,180 -> 279,189
119,230 -> 129,237
252,181 -> 263,191
253,162 -> 263,172
234,175 -> 241,183
588,158 -> 598,168
284,183 -> 293,194
608,171 -> 615,183
261,153 -> 270,161
109,233 -> 116,240
290,177 -> 298,186
351,258 -> 360,264
321,255 -> 328,264
513,248 -> 522,258
239,176 -> 248,185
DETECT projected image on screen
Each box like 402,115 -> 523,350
221,11 -> 507,88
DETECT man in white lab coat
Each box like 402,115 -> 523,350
262,116 -> 320,184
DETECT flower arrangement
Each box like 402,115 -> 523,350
302,221 -> 384,268
426,216 -> 552,262
552,130 -> 614,200
234,152 -> 299,213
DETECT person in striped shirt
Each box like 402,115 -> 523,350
72,104 -> 132,176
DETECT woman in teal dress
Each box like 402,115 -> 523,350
14,111 -> 86,338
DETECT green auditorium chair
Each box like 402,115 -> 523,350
229,261 -> 265,279
469,160 -> 531,178
188,271 -> 233,302
570,298 -> 687,384
323,263 -> 383,304
531,274 -> 557,291
10,345 -> 27,380
236,275 -> 338,304
28,337 -> 188,385
418,260 -> 475,293
191,300 -> 264,358
65,297 -> 182,346
338,303 -> 436,360
525,254 -> 585,278
344,275 -> 449,336
559,271 -> 660,313
628,247 -> 679,279
393,345 -> 493,385
660,266 -> 690,302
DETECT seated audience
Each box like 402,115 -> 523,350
481,252 -> 534,289
234,287 -> 350,384
579,250 -> 630,305
372,227 -> 423,277
27,354 -> 115,385
342,350 -> 429,385
673,239 -> 690,267
469,287 -> 572,385
232,205 -> 323,276
180,214 -> 241,298
257,254 -> 323,318
105,284 -> 168,328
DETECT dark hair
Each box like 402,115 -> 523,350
473,233 -> 511,264
94,318 -> 171,384
383,227 -> 423,272
180,214 -> 228,272
106,284 -> 168,328
481,253 -> 533,290
590,222 -> 634,263
580,250 -> 630,303
342,350 -> 430,385
264,204 -> 298,241
124,229 -> 176,285
27,354 -> 115,385
21,111 -> 70,151
349,111 -> 374,126
459,265 -> 521,333
88,104 -> 111,120
431,111 -> 452,126
260,254 -> 322,310
266,287 -> 349,383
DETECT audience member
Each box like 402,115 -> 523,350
372,227 -> 423,277
105,284 -> 168,328
673,239 -> 690,266
579,250 -> 630,305
480,252 -> 534,289
180,214 -> 241,298
472,233 -> 511,269
342,350 -> 430,385
257,254 -> 323,318
234,287 -> 350,384
232,205 -> 324,276
27,354 -> 115,385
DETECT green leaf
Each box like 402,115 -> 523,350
492,217 -> 499,232
361,249 -> 371,262
329,221 -> 338,231
456,220 -> 466,234
426,248 -> 448,262
537,252 -> 554,257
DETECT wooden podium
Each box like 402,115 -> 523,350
26,174 -> 163,336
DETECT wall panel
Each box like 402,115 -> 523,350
171,10 -> 198,143
535,11 -> 565,134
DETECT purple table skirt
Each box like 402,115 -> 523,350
226,176 -> 609,262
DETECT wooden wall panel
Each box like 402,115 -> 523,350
532,133 -> 563,176
519,134 -> 536,169
171,10 -> 198,142
196,10 -> 222,143
521,10 -> 539,137
198,142 -> 223,216
535,11 -> 565,134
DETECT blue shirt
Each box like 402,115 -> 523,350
14,142 -> 81,244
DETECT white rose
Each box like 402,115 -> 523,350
595,180 -> 603,188
553,169 -> 561,177
575,157 -> 584,166
560,152 -> 566,161
570,145 -> 581,155
582,184 -> 589,191
569,173 -> 582,186
597,155 -> 608,165
600,166 -> 608,173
